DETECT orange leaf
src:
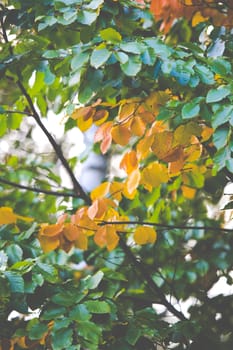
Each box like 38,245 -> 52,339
75,232 -> 88,250
94,225 -> 119,251
63,223 -> 80,241
134,226 -> 157,245
110,181 -> 124,201
39,223 -> 63,237
168,151 -> 185,174
120,150 -> 138,175
141,162 -> 169,191
72,207 -> 98,235
181,185 -> 196,199
88,198 -> 115,220
94,121 -> 113,154
201,126 -> 213,142
111,124 -> 131,146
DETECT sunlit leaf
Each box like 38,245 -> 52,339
120,150 -> 138,174
134,226 -> 157,245
111,123 -> 131,146
141,163 -> 169,191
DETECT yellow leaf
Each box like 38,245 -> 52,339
181,185 -> 196,199
185,143 -> 202,162
141,162 -> 169,191
15,337 -> 28,349
136,134 -> 153,160
134,226 -> 157,245
93,109 -> 109,126
0,207 -> 17,225
151,131 -> 173,160
111,123 -> 131,146
118,102 -> 136,121
201,126 -> 213,142
0,207 -> 32,225
91,182 -> 110,200
39,235 -> 60,253
120,150 -> 138,175
130,116 -> 146,137
72,207 -> 98,236
192,11 -> 209,27
124,169 -> 140,198
75,232 -> 88,250
110,181 -> 124,201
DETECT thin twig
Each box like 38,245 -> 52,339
0,177 -> 77,198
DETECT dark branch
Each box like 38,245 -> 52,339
0,177 -> 78,198
119,238 -> 187,321
100,220 -> 233,233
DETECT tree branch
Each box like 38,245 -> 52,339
100,220 -> 233,233
0,177 -> 78,198
119,238 -> 187,321
0,16 -> 91,205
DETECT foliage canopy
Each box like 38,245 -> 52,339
0,0 -> 233,349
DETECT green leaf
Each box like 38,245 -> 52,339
41,306 -> 67,320
85,300 -> 110,314
212,127 -> 229,149
28,320 -> 48,340
69,304 -> 91,321
84,0 -> 104,10
181,98 -> 202,119
85,270 -> 104,289
195,64 -> 215,85
100,28 -> 122,43
71,51 -> 89,70
77,321 -> 101,344
206,85 -> 231,103
77,10 -> 98,25
36,262 -> 58,282
212,105 -> 233,129
115,51 -> 129,64
121,55 -> 142,76
119,42 -> 142,54
211,58 -> 232,75
42,50 -> 60,59
90,48 -> 111,69
52,328 -> 73,350
4,271 -> 24,293
11,260 -> 34,274
126,323 -> 142,345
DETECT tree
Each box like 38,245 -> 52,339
0,0 -> 233,349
